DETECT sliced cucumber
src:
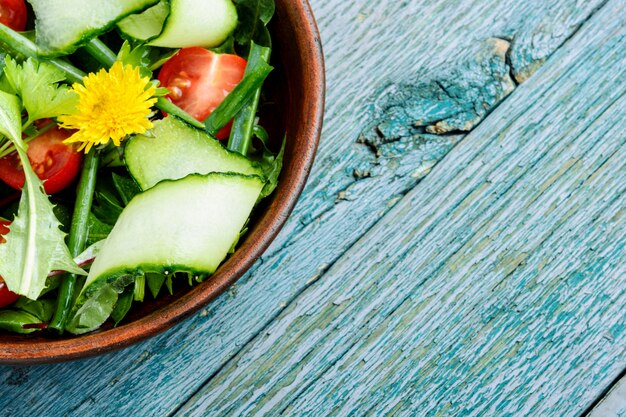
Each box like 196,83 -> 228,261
148,0 -> 238,48
66,173 -> 264,334
126,116 -> 263,190
117,0 -> 170,42
28,0 -> 159,56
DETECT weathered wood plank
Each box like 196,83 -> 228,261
174,1 -> 626,415
589,375 -> 626,417
0,0 -> 613,416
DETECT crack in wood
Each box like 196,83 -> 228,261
359,37 -> 516,153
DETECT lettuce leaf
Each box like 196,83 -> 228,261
2,57 -> 78,125
0,90 -> 84,300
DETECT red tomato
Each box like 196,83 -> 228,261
0,126 -> 83,194
0,220 -> 19,308
158,47 -> 247,140
0,0 -> 26,31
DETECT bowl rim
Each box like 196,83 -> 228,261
0,0 -> 325,365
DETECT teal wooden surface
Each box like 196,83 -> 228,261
589,375 -> 626,417
1,0 -> 625,415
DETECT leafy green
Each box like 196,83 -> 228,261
2,57 -> 78,125
86,213 -> 114,246
0,90 -> 84,300
111,172 -> 141,205
0,90 -> 21,142
149,48 -> 179,70
91,174 -> 125,225
233,0 -> 275,49
117,41 -> 153,78
0,310 -> 42,334
91,171 -> 141,227
12,297 -> 56,321
0,292 -> 55,334
66,283 -> 124,334
258,136 -> 284,199
111,287 -> 133,326
211,36 -> 236,55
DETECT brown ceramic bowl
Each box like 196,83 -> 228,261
0,0 -> 324,365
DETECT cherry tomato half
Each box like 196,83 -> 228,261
158,47 -> 247,140
0,220 -> 19,308
0,125 -> 83,194
0,0 -> 27,31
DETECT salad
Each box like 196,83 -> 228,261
0,0 -> 281,335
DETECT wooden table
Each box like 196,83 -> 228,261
1,0 -> 626,415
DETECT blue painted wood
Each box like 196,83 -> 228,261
176,1 -> 626,415
589,375 -> 626,417
0,0 -> 622,416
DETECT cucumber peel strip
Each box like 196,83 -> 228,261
27,0 -> 161,57
66,173 -> 264,334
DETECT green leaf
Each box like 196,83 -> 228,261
3,57 -> 78,125
111,172 -> 141,205
0,92 -> 84,299
0,284 -> 56,335
0,90 -> 22,146
148,48 -> 179,71
65,274 -> 134,334
258,136 -> 284,199
233,0 -> 275,48
211,36 -> 236,55
111,287 -> 133,326
0,153 -> 86,299
92,174 -> 125,225
12,298 -> 56,321
117,41 -> 153,78
86,213 -> 114,246
0,310 -> 42,334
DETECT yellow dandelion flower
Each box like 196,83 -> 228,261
59,61 -> 157,153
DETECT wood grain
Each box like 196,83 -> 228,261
0,0 -> 619,415
589,375 -> 626,417
176,0 -> 626,415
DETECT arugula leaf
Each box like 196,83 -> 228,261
86,213 -> 113,246
92,174 -> 124,225
148,48 -> 179,71
111,287 -> 133,326
233,0 -> 275,48
259,136 -> 285,199
2,57 -> 78,125
0,90 -> 84,300
111,172 -> 141,205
